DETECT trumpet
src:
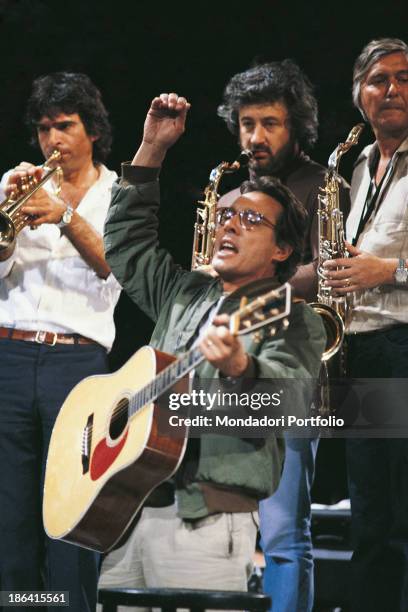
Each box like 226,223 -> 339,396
0,150 -> 62,261
191,150 -> 252,270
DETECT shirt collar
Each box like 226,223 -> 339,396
356,135 -> 408,171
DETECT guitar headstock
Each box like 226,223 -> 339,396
229,282 -> 292,340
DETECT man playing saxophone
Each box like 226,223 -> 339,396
217,60 -> 350,612
0,72 -> 121,611
324,38 -> 408,612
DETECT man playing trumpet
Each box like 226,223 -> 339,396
0,72 -> 120,611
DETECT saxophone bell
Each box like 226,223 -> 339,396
308,301 -> 345,362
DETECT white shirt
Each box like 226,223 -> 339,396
346,137 -> 408,333
0,164 -> 121,350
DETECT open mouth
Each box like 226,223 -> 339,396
218,239 -> 238,255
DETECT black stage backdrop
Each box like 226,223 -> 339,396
0,0 -> 405,370
0,0 -> 406,509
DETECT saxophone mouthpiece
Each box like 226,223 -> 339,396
347,123 -> 365,145
239,149 -> 253,165
228,149 -> 253,172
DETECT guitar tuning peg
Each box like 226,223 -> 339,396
254,311 -> 266,321
282,318 -> 289,329
269,327 -> 277,337
252,331 -> 262,343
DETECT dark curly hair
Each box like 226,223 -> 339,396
24,72 -> 112,164
218,60 -> 318,151
240,176 -> 308,282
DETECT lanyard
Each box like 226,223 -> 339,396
352,153 -> 398,246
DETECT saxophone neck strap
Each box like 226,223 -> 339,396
352,150 -> 399,247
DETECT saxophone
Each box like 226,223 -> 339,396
191,150 -> 252,270
309,124 -> 364,361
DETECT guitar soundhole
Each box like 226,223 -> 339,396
109,398 -> 129,440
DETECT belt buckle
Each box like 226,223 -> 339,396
35,330 -> 57,346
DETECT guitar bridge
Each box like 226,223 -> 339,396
81,414 -> 94,474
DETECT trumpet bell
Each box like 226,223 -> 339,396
0,150 -> 62,262
0,210 -> 16,262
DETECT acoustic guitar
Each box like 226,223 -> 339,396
43,283 -> 291,552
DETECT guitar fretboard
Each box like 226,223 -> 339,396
125,282 -> 290,420
128,346 -> 204,418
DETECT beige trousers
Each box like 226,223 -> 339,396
98,504 -> 258,612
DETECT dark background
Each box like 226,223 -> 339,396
0,0 -> 405,509
0,4 -> 406,499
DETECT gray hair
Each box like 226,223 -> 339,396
352,38 -> 408,117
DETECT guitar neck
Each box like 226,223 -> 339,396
128,282 -> 291,420
128,346 -> 204,419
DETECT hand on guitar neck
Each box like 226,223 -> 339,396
199,313 -> 249,378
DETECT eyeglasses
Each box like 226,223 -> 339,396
216,207 -> 276,231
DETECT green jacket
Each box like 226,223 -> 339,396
104,166 -> 326,518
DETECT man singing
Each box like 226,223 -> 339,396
99,92 -> 325,606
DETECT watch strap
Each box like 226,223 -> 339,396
57,204 -> 74,229
395,258 -> 408,284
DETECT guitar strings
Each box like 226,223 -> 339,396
81,345 -> 204,443
80,294 -> 285,446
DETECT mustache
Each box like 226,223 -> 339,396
250,145 -> 272,154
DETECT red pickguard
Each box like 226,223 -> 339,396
90,429 -> 129,481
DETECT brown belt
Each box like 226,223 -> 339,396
0,326 -> 98,346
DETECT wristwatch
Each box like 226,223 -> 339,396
394,258 -> 408,284
57,204 -> 74,229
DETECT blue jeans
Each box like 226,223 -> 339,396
259,437 -> 318,612
0,338 -> 107,612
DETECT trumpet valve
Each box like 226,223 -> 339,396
19,175 -> 29,193
28,175 -> 37,189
